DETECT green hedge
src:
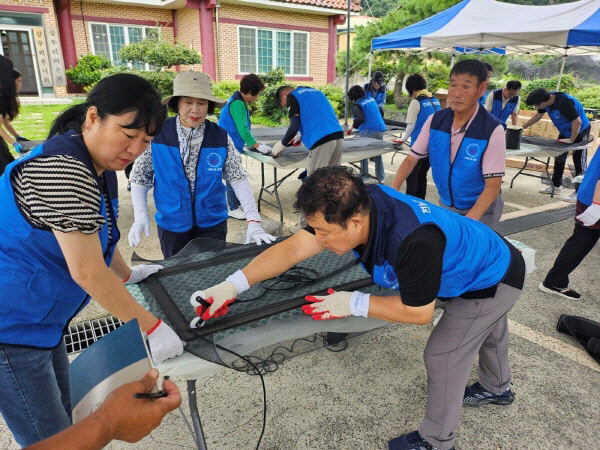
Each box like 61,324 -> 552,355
574,86 -> 600,111
65,55 -> 112,87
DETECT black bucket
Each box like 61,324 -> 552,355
505,126 -> 523,150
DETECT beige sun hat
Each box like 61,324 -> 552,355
161,71 -> 226,107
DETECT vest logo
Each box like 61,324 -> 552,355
552,110 -> 561,120
383,264 -> 399,289
466,143 -> 479,158
207,152 -> 223,170
414,200 -> 431,214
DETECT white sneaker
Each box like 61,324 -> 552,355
228,208 -> 246,220
539,185 -> 562,194
562,191 -> 578,203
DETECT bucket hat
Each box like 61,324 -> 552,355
161,71 -> 226,107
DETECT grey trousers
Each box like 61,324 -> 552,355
418,283 -> 522,450
440,193 -> 504,230
306,138 -> 343,176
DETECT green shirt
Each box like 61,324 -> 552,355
230,99 -> 256,148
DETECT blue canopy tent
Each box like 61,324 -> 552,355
369,0 -> 600,89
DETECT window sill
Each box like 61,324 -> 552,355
235,74 -> 313,81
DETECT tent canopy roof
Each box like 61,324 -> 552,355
371,0 -> 600,55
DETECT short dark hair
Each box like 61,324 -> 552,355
506,80 -> 522,91
240,73 -> 265,96
49,73 -> 166,139
275,85 -> 293,104
405,73 -> 427,96
347,85 -> 366,102
525,88 -> 551,107
450,59 -> 488,85
483,62 -> 493,74
168,96 -> 216,115
294,166 -> 370,228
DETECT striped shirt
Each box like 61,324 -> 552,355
10,155 -> 110,237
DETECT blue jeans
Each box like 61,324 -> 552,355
359,130 -> 385,183
0,341 -> 72,446
226,180 -> 241,211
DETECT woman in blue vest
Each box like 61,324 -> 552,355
485,80 -> 521,127
394,74 -> 441,199
218,73 -> 271,220
523,88 -> 591,202
192,166 -> 525,450
539,145 -> 600,300
0,74 -> 184,447
347,84 -> 387,183
128,71 -> 275,259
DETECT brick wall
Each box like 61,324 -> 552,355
69,0 -> 175,61
176,7 -> 202,73
216,3 -> 330,84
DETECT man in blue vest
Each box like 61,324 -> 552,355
392,60 -> 506,230
364,70 -> 387,117
478,62 -> 493,106
523,88 -> 591,202
272,86 -> 344,176
539,145 -> 600,300
485,80 -> 521,127
190,166 -> 525,450
393,73 -> 441,199
347,84 -> 387,183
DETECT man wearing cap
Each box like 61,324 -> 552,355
485,80 -> 521,127
128,71 -> 275,258
364,71 -> 387,117
522,88 -> 591,201
271,86 -> 344,176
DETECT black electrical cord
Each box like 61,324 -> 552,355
199,336 -> 267,450
236,265 -> 320,303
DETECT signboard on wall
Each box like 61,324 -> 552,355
32,26 -> 53,88
45,28 -> 67,87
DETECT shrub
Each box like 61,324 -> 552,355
118,37 -> 201,70
86,67 -> 176,97
424,63 -> 450,94
66,54 -> 112,86
315,84 -> 345,118
575,86 -> 600,110
259,68 -> 285,86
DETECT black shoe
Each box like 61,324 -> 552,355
539,281 -> 581,300
388,430 -> 454,450
463,381 -> 514,407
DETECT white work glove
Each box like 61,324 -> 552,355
271,141 -> 285,157
125,264 -> 163,284
557,138 -> 574,145
246,221 -> 276,245
146,319 -> 184,364
128,184 -> 151,247
576,203 -> 600,226
302,288 -> 370,320
256,142 -> 272,155
189,270 -> 250,326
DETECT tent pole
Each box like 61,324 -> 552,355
368,51 -> 373,81
478,47 -> 483,60
556,48 -> 567,91
450,53 -> 455,67
344,1 -> 351,126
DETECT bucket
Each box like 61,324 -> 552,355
505,126 -> 523,150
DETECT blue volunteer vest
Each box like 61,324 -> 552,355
491,89 -> 519,124
218,91 -> 250,153
364,83 -> 386,105
428,106 -> 501,210
290,87 -> 343,150
577,145 -> 600,207
354,185 -> 511,296
152,117 -> 229,232
410,95 -> 441,144
478,90 -> 489,107
544,92 -> 590,138
355,96 -> 386,133
0,130 -> 120,348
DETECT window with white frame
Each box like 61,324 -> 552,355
90,23 -> 159,70
238,26 -> 309,76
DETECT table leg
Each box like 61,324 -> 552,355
187,379 -> 208,450
546,157 -> 555,198
510,157 -> 529,189
257,162 -> 265,213
272,167 -> 283,223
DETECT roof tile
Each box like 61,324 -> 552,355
276,0 -> 362,13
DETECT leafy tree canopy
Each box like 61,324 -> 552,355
118,36 -> 201,71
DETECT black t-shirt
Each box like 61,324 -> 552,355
286,93 -> 344,150
538,93 -> 579,122
305,201 -> 525,307
351,103 -> 365,129
0,94 -> 9,117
